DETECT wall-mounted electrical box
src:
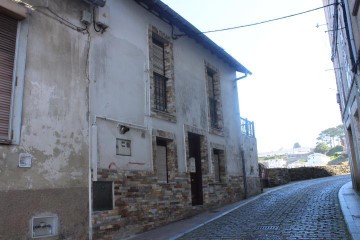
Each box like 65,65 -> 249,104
32,216 -> 58,238
19,153 -> 32,168
116,139 -> 131,156
95,5 -> 109,28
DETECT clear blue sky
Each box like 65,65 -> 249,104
162,0 -> 342,152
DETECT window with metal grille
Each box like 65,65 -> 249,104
0,13 -> 17,144
154,72 -> 167,112
156,138 -> 168,183
152,38 -> 167,112
207,70 -> 218,128
92,181 -> 113,211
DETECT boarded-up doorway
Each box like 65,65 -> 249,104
188,132 -> 203,205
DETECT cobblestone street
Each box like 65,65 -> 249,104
178,175 -> 351,240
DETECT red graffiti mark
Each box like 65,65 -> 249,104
128,162 -> 146,165
108,162 -> 117,169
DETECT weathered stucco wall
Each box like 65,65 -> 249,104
89,0 -> 258,238
0,0 -> 89,238
90,0 -> 244,176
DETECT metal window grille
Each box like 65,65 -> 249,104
207,70 -> 218,128
209,97 -> 218,128
0,13 -> 17,143
152,38 -> 168,112
154,72 -> 167,111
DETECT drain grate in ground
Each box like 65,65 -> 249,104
255,226 -> 280,230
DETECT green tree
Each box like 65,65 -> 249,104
314,143 -> 330,154
293,142 -> 301,148
317,125 -> 344,147
327,145 -> 344,156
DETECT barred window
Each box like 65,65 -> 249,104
152,38 -> 167,112
154,72 -> 167,112
207,70 -> 218,128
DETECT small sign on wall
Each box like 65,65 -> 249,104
189,157 -> 196,173
19,153 -> 32,168
116,139 -> 131,156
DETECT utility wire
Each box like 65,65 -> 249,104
185,3 -> 338,35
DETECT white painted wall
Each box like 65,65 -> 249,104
90,0 -> 247,176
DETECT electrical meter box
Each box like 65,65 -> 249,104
32,216 -> 58,238
116,139 -> 131,156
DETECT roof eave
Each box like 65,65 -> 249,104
134,0 -> 252,75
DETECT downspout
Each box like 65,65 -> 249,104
234,72 -> 249,199
240,149 -> 247,199
233,72 -> 248,82
340,0 -> 356,69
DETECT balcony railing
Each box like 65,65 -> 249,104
240,117 -> 255,137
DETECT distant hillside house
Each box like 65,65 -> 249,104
306,153 -> 330,167
262,159 -> 287,168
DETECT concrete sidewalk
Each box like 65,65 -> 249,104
339,181 -> 360,240
125,182 -> 303,240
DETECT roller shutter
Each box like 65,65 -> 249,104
0,12 -> 17,143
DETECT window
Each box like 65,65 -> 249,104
212,147 -> 225,183
213,149 -> 221,182
152,37 -> 167,112
149,26 -> 176,122
152,129 -> 177,183
92,181 -> 113,211
207,70 -> 218,128
205,64 -> 223,133
0,12 -> 18,144
156,138 -> 168,183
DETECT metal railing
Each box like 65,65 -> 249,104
240,117 -> 255,137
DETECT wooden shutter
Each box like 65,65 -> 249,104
0,12 -> 17,142
156,144 -> 168,182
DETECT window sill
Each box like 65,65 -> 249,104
209,182 -> 226,186
209,127 -> 224,136
0,139 -> 12,145
151,109 -> 176,123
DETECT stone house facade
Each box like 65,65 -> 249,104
323,0 -> 360,193
0,0 -> 260,239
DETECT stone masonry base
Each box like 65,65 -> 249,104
92,169 -> 260,239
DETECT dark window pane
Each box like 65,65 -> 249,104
93,181 -> 113,211
209,97 -> 217,128
154,72 -> 167,111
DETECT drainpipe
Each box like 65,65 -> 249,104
340,0 -> 356,69
234,72 -> 249,199
233,72 -> 248,82
240,148 -> 247,199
